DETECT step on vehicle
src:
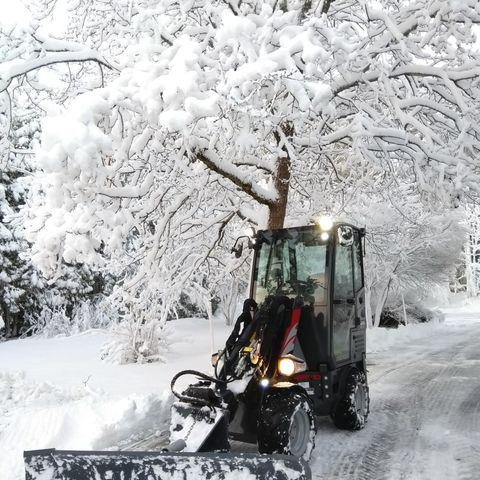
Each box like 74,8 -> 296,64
25,219 -> 369,480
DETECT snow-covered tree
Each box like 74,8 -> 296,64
0,118 -> 109,339
0,166 -> 29,336
2,0 -> 479,355
453,204 -> 480,297
0,15 -> 111,338
362,193 -> 464,327
0,77 -> 42,337
304,154 -> 467,326
26,1 -> 480,238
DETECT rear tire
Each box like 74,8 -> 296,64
258,390 -> 316,460
332,369 -> 369,430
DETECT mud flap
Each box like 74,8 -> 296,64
24,449 -> 312,480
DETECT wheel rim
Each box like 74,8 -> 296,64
289,407 -> 311,457
354,384 -> 366,416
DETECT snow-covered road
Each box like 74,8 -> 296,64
312,310 -> 480,480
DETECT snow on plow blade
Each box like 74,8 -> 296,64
24,449 -> 312,480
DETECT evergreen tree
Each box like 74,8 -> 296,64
0,104 -> 42,337
0,98 -> 108,339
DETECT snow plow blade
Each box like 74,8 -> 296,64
24,448 -> 312,480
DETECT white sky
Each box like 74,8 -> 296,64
0,0 -> 31,29
0,0 -> 68,35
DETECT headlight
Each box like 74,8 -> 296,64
318,216 -> 333,231
277,355 -> 307,377
260,378 -> 270,388
278,357 -> 296,376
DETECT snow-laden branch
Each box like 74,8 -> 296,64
0,29 -> 116,93
96,174 -> 154,199
390,64 -> 480,83
195,150 -> 277,207
397,98 -> 463,129
333,63 -> 479,102
0,50 -> 113,92
333,2 -> 445,97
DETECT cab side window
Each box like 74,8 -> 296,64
353,234 -> 363,292
333,243 -> 354,300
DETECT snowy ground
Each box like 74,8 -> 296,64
313,308 -> 480,480
0,318 -> 231,480
1,306 -> 480,480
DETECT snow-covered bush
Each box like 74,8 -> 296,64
379,303 -> 445,329
29,305 -> 71,338
215,277 -> 243,326
29,296 -> 114,338
100,287 -> 172,364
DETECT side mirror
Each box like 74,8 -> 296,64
231,241 -> 244,258
231,232 -> 256,258
338,226 -> 354,247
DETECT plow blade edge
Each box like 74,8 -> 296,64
24,449 -> 312,480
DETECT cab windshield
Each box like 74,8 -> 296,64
252,228 -> 328,306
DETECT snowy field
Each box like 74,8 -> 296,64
2,307 -> 480,480
0,318 -> 232,480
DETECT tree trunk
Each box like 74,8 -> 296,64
267,155 -> 290,229
268,124 -> 293,230
373,283 -> 389,328
0,303 -> 6,337
373,276 -> 393,327
364,283 -> 373,328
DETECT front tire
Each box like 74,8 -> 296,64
258,390 -> 316,460
332,369 -> 370,430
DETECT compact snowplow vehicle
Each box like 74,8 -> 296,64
24,220 -> 369,480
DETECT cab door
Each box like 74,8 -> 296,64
331,231 -> 356,364
351,230 -> 367,363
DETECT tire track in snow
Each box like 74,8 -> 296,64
332,368 -> 441,480
313,324 -> 480,480
387,341 -> 472,480
412,365 -> 464,480
332,401 -> 403,480
448,346 -> 480,480
313,365 -> 430,480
